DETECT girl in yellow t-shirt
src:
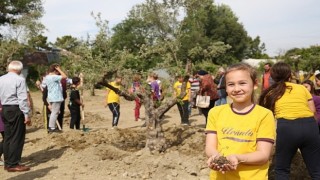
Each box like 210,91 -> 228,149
259,62 -> 320,179
106,75 -> 122,128
205,63 -> 276,180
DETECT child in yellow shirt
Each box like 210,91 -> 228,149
205,63 -> 275,179
106,75 -> 122,128
173,75 -> 191,125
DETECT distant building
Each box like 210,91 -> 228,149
242,58 -> 278,68
21,50 -> 61,77
21,50 -> 60,66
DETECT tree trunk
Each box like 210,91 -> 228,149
90,85 -> 95,96
104,78 -> 188,152
144,96 -> 167,152
144,76 -> 188,152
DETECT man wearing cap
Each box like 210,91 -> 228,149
0,60 -> 31,172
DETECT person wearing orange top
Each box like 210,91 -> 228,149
261,63 -> 274,92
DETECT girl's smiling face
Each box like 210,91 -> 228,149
226,70 -> 257,104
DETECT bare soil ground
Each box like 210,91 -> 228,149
2,89 -> 310,180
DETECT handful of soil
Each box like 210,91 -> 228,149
211,156 -> 231,167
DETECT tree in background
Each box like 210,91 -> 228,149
60,13 -> 111,96
110,0 -> 183,72
109,0 -> 258,77
0,0 -> 43,37
179,1 -> 250,65
283,45 -> 320,80
300,46 -> 320,73
0,0 -> 44,73
27,34 -> 49,50
54,35 -> 80,52
104,0 -> 253,151
0,39 -> 22,74
245,36 -> 269,59
111,18 -> 149,55
206,4 -> 250,62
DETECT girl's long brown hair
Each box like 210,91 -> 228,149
258,62 -> 292,113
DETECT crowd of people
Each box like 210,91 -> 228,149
1,60 -> 320,179
103,62 -> 320,179
206,62 -> 320,179
0,61 -> 85,172
36,64 -> 84,133
106,70 -> 224,128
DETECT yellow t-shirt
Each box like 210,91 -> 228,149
173,81 -> 191,101
275,82 -> 313,120
309,74 -> 315,81
205,104 -> 275,180
106,82 -> 120,104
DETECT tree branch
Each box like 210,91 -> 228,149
105,82 -> 136,101
158,76 -> 188,116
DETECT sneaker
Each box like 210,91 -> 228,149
111,126 -> 118,130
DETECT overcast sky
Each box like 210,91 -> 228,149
42,0 -> 320,57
